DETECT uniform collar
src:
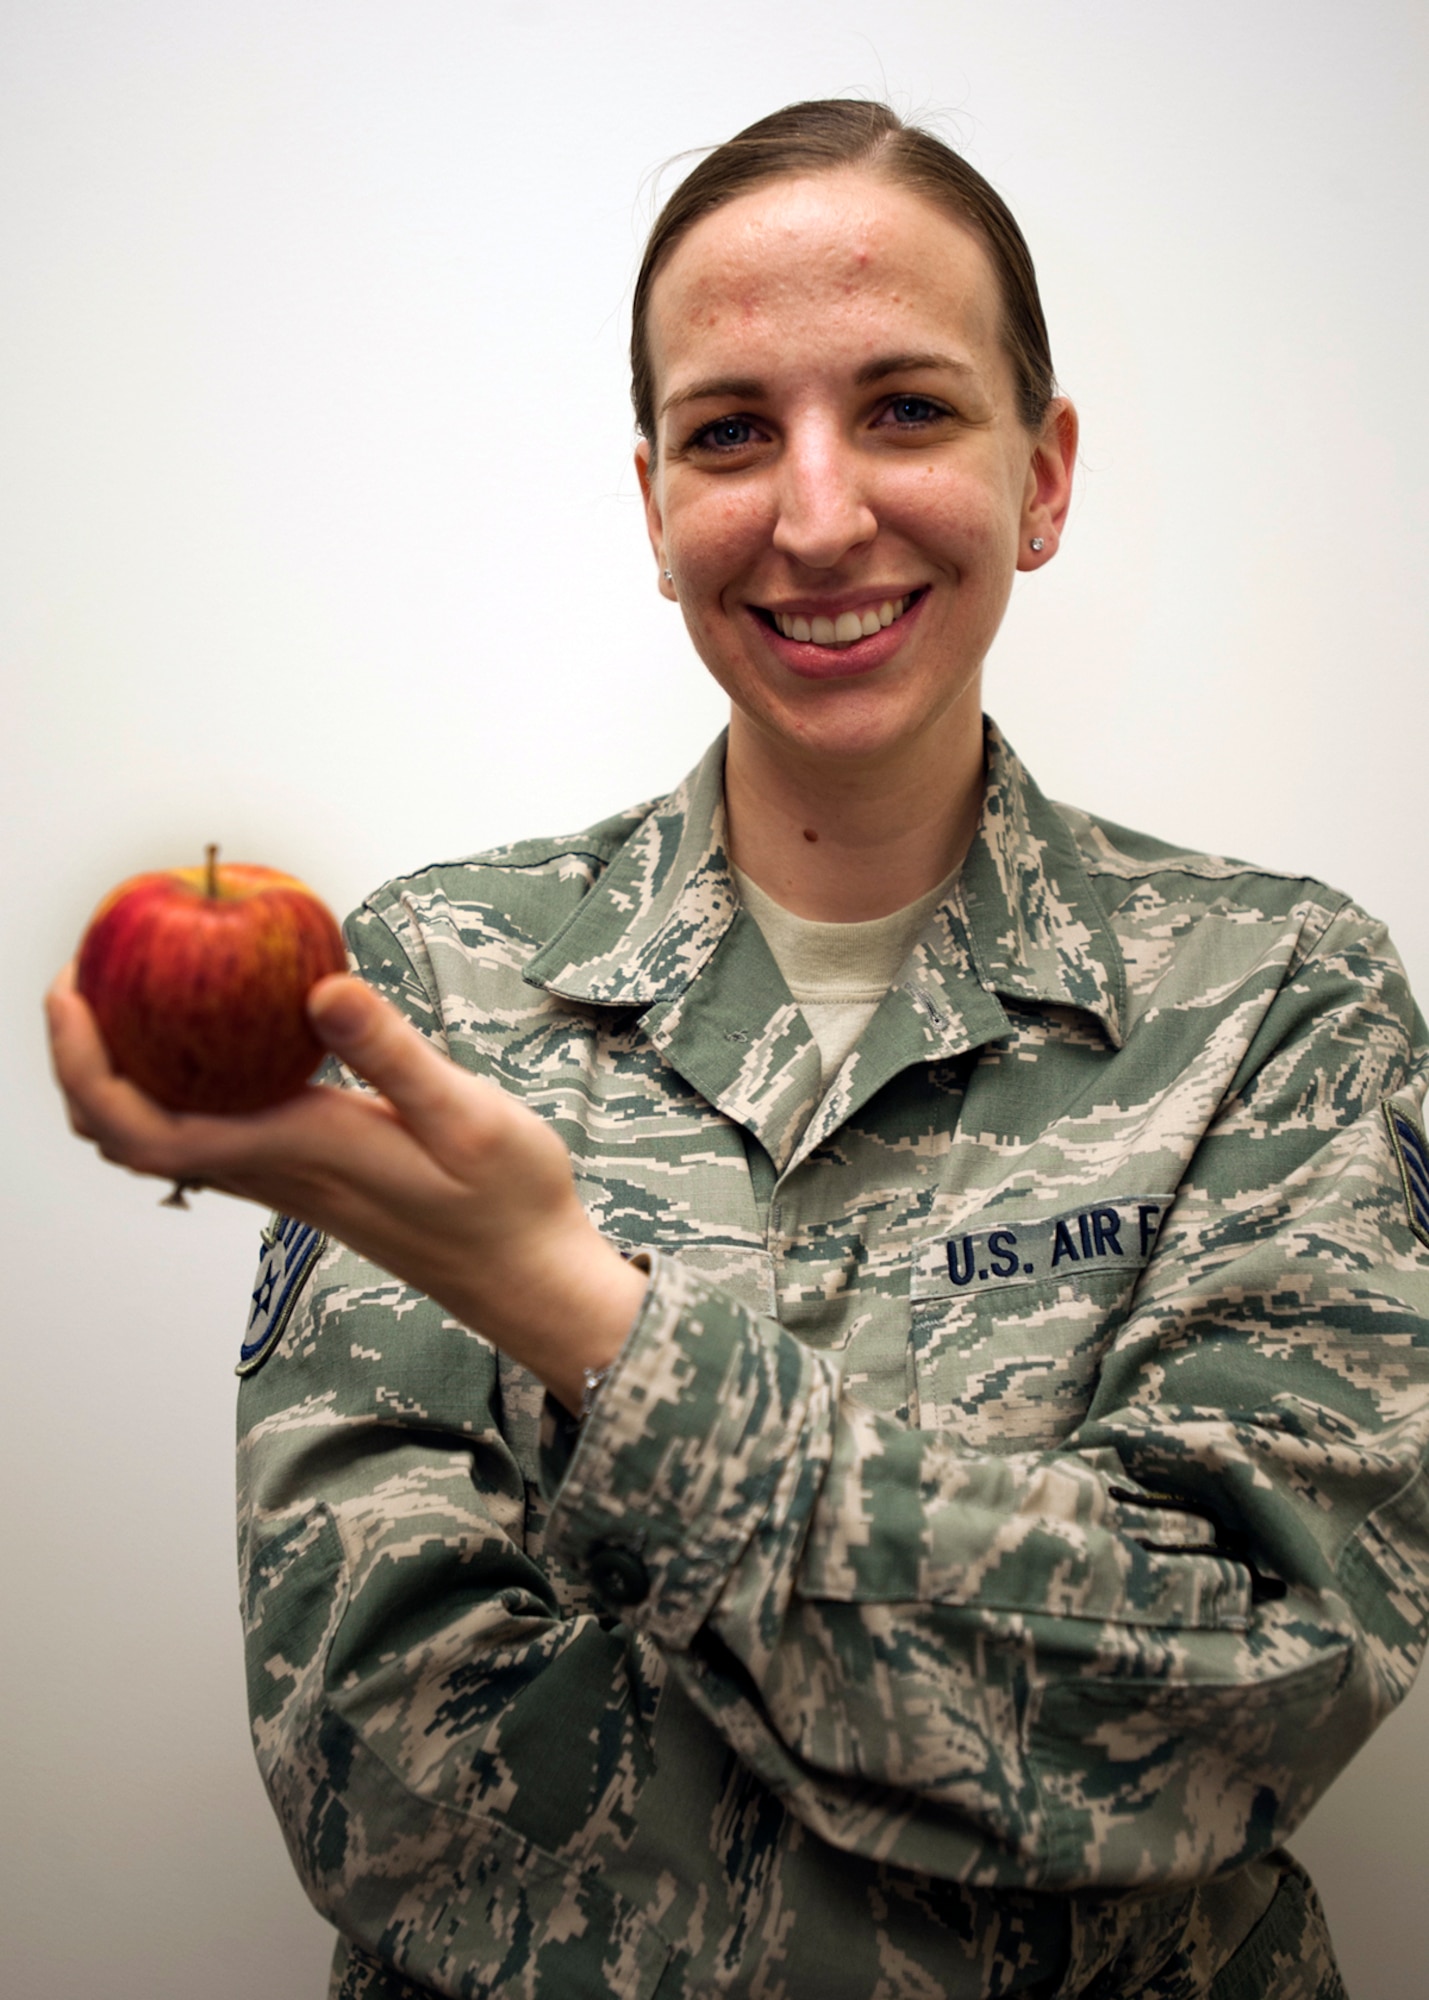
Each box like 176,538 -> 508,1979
523,732 -> 735,1007
959,719 -> 1126,1046
525,721 -> 1126,1049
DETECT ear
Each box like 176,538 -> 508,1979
1017,397 -> 1078,571
635,441 -> 678,600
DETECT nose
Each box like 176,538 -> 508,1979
770,423 -> 877,570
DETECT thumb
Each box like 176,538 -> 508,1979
307,976 -> 428,1095
307,972 -> 382,1051
306,973 -> 507,1167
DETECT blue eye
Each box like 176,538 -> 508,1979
884,395 -> 945,426
691,416 -> 759,451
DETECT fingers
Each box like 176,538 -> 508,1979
45,967 -> 88,1134
46,966 -> 125,1144
45,959 -> 77,1003
47,974 -> 209,1172
45,961 -> 344,1190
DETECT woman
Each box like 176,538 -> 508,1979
49,101 -> 1429,2000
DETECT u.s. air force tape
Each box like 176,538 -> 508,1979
237,1213 -> 325,1376
944,1195 -> 1168,1293
1384,1100 -> 1429,1251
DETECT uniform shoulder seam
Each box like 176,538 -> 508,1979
1053,797 -> 1354,903
354,803 -> 661,915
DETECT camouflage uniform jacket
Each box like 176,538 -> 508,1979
237,724 -> 1429,2000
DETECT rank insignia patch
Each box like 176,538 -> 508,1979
1384,1101 -> 1429,1251
238,1214 -> 324,1376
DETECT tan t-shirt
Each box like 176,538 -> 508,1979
733,867 -> 955,1095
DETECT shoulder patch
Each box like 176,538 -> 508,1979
237,1214 -> 325,1376
1383,1100 -> 1429,1250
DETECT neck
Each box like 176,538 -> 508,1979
723,707 -> 986,922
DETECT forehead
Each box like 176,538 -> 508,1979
648,168 -> 1007,398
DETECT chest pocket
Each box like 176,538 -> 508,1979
908,1195 -> 1170,1451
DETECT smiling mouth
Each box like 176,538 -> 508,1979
759,591 -> 921,649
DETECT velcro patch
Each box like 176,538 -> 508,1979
943,1195 -> 1169,1294
237,1213 -> 324,1376
1383,1100 -> 1429,1250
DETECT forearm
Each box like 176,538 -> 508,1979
543,1244 -> 1429,1890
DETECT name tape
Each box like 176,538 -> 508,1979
944,1196 -> 1167,1293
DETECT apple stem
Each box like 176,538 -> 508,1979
205,843 -> 219,898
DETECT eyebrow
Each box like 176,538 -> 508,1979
659,351 -> 978,420
856,350 -> 977,385
659,377 -> 762,419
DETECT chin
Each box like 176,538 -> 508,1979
739,699 -> 937,771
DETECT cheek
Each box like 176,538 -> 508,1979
668,485 -> 767,590
889,463 -> 1024,566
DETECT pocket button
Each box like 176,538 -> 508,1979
588,1543 -> 650,1607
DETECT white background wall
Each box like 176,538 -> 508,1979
3,3 -> 1426,1993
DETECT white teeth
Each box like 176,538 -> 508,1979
773,594 -> 911,646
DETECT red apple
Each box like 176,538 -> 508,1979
76,846 -> 348,1114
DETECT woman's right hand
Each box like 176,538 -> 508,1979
46,965 -> 645,1410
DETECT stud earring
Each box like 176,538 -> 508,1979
1029,537 -> 1045,553
662,569 -> 673,582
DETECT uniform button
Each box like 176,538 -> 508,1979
588,1543 -> 650,1607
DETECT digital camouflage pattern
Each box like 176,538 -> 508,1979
237,724 -> 1426,1998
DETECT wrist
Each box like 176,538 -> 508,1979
537,1242 -> 647,1416
441,1213 -> 646,1412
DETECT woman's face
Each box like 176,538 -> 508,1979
636,169 -> 1076,771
